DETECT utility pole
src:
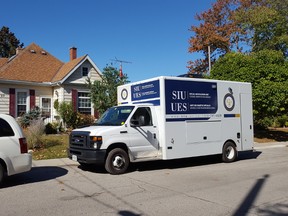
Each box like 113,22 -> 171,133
208,46 -> 211,76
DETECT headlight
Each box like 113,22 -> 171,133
90,136 -> 103,149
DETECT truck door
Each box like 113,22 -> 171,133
240,93 -> 254,150
128,107 -> 159,159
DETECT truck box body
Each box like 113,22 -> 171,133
117,76 -> 253,160
68,76 -> 253,174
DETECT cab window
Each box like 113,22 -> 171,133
131,107 -> 152,126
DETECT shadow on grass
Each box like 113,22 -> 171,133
1,166 -> 68,188
254,128 -> 288,142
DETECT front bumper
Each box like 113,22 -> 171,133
68,148 -> 106,165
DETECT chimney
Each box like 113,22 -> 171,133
16,47 -> 23,55
70,47 -> 77,61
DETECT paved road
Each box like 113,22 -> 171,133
0,143 -> 287,216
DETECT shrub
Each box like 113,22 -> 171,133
18,106 -> 41,128
45,123 -> 57,134
25,118 -> 45,149
56,102 -> 78,129
76,113 -> 95,128
276,115 -> 288,128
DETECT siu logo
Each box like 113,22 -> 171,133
223,88 -> 235,111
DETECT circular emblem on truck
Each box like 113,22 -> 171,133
121,88 -> 128,100
224,93 -> 235,111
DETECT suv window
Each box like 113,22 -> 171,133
0,118 -> 15,137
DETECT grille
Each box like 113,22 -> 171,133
70,131 -> 90,148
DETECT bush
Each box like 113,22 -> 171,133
45,123 -> 57,134
25,119 -> 45,149
76,113 -> 95,128
276,115 -> 288,128
56,102 -> 78,129
18,107 -> 41,128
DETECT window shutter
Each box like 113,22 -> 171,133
9,88 -> 16,117
30,89 -> 35,109
94,108 -> 99,119
72,89 -> 78,112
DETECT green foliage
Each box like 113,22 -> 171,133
188,0 -> 288,73
56,102 -> 78,129
211,50 -> 288,128
19,107 -> 41,128
276,115 -> 288,128
0,26 -> 24,57
88,66 -> 129,115
76,113 -> 95,128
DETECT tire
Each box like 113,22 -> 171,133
0,163 -> 4,185
222,141 -> 237,163
105,148 -> 129,175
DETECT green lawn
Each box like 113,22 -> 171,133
31,134 -> 69,160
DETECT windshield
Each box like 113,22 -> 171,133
94,106 -> 134,126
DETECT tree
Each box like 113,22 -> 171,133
0,26 -> 24,58
188,0 -> 242,74
210,50 -> 288,128
188,0 -> 288,73
88,66 -> 129,115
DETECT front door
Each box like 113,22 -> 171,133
128,107 -> 159,159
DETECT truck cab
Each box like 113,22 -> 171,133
68,104 -> 160,174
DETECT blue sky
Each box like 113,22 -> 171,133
1,0 -> 215,82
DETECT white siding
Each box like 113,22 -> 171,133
64,60 -> 101,85
0,86 -> 9,114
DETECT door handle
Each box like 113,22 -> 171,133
120,131 -> 128,134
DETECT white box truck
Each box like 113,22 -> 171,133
68,76 -> 253,174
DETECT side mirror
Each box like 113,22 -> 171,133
130,119 -> 139,127
130,116 -> 145,127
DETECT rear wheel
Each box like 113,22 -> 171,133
105,148 -> 129,175
222,141 -> 237,162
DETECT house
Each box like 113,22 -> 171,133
0,42 -> 102,122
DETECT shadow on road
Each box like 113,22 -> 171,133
130,150 -> 262,173
77,150 -> 262,174
1,166 -> 68,188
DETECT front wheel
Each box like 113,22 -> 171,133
105,148 -> 130,175
222,141 -> 237,163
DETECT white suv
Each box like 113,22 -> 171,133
0,114 -> 32,185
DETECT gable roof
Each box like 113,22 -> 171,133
0,42 -> 100,84
51,55 -> 86,82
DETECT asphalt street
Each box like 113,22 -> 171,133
0,142 -> 287,216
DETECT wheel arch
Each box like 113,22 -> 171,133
106,143 -> 129,156
223,139 -> 237,151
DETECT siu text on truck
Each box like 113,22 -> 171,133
68,76 -> 254,174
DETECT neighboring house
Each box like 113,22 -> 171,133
0,43 -> 102,123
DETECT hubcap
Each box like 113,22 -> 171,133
226,146 -> 235,159
112,155 -> 125,168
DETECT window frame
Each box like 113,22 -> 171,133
82,67 -> 89,77
16,89 -> 29,117
40,97 -> 52,118
77,91 -> 91,115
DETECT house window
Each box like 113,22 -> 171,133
17,91 -> 28,117
41,98 -> 51,117
78,92 -> 91,114
82,67 -> 88,77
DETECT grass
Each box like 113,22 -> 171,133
31,134 -> 69,160
31,128 -> 288,160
